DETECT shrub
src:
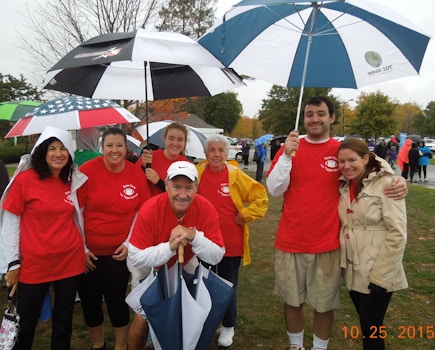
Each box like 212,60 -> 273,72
0,145 -> 28,163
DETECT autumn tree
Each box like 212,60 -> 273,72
232,116 -> 267,140
258,86 -> 337,135
203,92 -> 242,134
413,101 -> 435,137
156,0 -> 217,39
348,91 -> 397,140
394,102 -> 422,134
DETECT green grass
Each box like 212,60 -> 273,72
1,171 -> 434,349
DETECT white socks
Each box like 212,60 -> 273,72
287,330 -> 304,348
313,334 -> 329,350
287,331 -> 329,350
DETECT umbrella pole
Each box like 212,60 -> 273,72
144,61 -> 152,168
294,5 -> 317,131
292,6 -> 317,156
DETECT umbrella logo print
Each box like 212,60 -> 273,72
72,47 -> 123,61
365,51 -> 383,68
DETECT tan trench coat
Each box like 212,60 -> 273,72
338,159 -> 408,294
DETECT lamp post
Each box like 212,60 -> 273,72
342,99 -> 354,136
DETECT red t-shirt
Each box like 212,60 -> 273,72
129,193 -> 224,267
3,169 -> 85,283
79,156 -> 151,255
268,138 -> 341,253
197,167 -> 243,256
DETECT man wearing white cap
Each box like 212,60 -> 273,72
128,160 -> 225,274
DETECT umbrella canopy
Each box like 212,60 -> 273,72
0,100 -> 41,122
199,0 -> 430,128
255,134 -> 274,146
43,30 -> 244,146
135,120 -> 207,159
270,134 -> 287,144
44,30 -> 244,101
139,263 -> 234,350
5,96 -> 140,137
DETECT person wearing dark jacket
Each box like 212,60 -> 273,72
0,159 -> 9,196
408,142 -> 420,183
374,140 -> 388,159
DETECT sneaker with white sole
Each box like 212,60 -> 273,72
289,345 -> 305,350
218,326 -> 234,347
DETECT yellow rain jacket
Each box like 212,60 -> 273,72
197,161 -> 268,265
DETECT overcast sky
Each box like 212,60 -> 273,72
1,0 -> 434,117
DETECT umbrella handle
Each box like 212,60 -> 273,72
178,244 -> 184,264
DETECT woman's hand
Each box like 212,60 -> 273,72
234,212 -> 245,225
5,268 -> 20,297
86,251 -> 98,271
112,244 -> 128,261
140,149 -> 152,167
145,168 -> 160,185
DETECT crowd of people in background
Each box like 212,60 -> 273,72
0,98 -> 432,350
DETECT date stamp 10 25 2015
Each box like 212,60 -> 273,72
342,325 -> 434,340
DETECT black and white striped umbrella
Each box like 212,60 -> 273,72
43,30 -> 244,101
43,30 -> 244,141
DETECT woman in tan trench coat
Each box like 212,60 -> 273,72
337,138 -> 407,350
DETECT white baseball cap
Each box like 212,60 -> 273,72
166,161 -> 198,182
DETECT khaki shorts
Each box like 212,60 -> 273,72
127,258 -> 151,290
275,249 -> 341,313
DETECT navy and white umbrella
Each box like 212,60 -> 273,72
199,0 -> 430,128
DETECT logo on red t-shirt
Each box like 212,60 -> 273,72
321,156 -> 339,173
121,184 -> 139,200
64,191 -> 73,206
217,182 -> 231,197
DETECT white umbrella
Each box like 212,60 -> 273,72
135,120 -> 207,159
199,0 -> 430,129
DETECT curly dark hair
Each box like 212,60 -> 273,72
305,96 -> 335,117
31,137 -> 73,183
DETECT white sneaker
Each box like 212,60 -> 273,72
218,326 -> 234,347
290,345 -> 305,350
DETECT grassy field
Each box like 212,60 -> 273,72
1,171 -> 434,349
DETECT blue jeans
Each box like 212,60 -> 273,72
256,160 -> 264,181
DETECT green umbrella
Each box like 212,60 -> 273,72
0,100 -> 41,122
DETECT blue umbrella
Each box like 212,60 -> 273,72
140,264 -> 184,350
255,134 -> 274,147
139,262 -> 234,350
199,0 -> 430,129
195,265 -> 235,350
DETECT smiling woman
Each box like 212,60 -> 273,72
76,127 -> 152,350
0,126 -> 87,349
